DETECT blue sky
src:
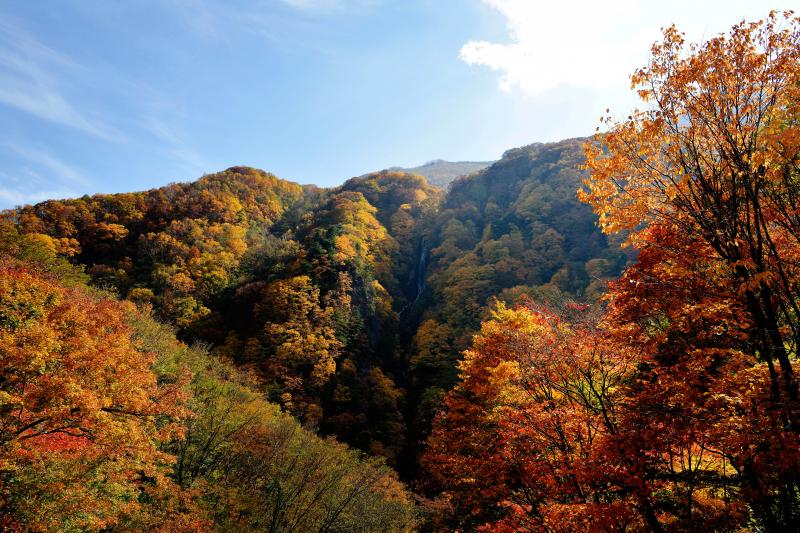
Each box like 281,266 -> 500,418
0,0 -> 785,208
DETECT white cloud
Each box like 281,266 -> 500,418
462,0 -> 788,96
461,0 -> 647,95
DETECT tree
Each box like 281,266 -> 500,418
0,254 -> 416,531
581,11 -> 800,528
422,303 -> 643,531
129,307 -> 417,532
253,275 -> 340,422
0,263 -> 191,531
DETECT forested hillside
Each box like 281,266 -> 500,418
423,13 -> 800,531
0,223 -> 415,531
4,12 -> 799,531
404,139 -> 629,469
3,137 -> 622,479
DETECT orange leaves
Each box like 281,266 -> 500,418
584,11 -> 800,248
0,262 -> 189,529
255,276 -> 341,420
578,13 -> 800,528
423,303 -> 638,530
8,166 -> 306,334
736,270 -> 777,296
88,221 -> 128,241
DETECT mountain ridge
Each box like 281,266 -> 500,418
380,159 -> 494,188
2,137 -> 626,476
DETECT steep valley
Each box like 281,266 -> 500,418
4,137 -> 628,477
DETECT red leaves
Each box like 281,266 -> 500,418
0,262 -> 189,530
565,301 -> 590,311
427,14 -> 800,529
579,10 -> 800,530
422,304 -> 642,531
23,432 -> 92,454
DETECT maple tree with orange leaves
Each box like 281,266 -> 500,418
581,10 -> 800,529
0,262 -> 195,531
425,11 -> 800,531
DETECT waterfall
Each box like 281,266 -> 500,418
398,238 -> 428,317
415,239 -> 427,298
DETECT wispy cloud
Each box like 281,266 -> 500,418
0,17 -> 118,139
163,0 -> 227,39
143,116 -> 214,173
0,158 -> 83,209
163,0 -> 379,47
0,181 -> 77,208
0,143 -> 90,206
4,143 -> 89,186
279,0 -> 380,13
136,97 -> 215,175
141,114 -> 183,145
0,5 -> 227,209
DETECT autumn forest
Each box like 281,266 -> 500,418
3,11 -> 800,532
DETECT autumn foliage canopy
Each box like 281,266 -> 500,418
424,11 -> 800,531
3,9 -> 800,532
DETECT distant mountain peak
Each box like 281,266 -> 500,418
379,159 -> 494,189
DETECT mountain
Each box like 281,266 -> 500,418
401,138 -> 631,471
0,220 -> 416,531
386,159 -> 493,188
2,138 -> 625,477
4,15 -> 796,531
